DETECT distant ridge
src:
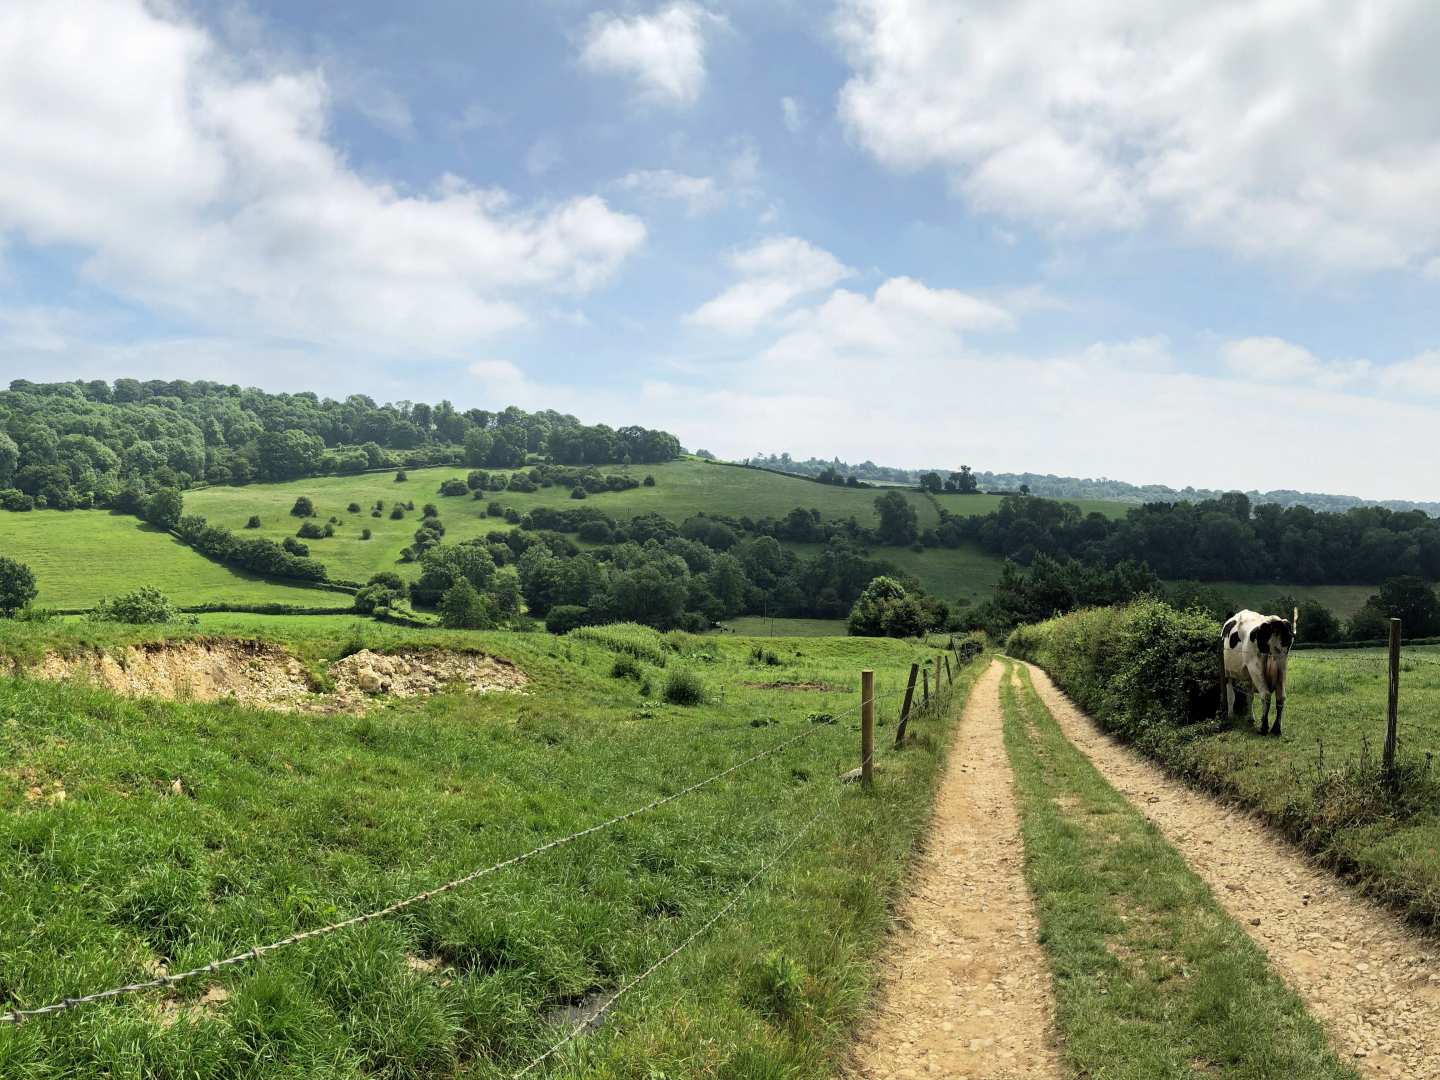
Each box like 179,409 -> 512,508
741,454 -> 1440,517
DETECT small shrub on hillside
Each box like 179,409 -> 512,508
439,479 -> 468,497
663,669 -> 705,706
504,507 -> 521,524
395,470 -> 407,482
374,499 -> 385,510
423,503 -> 439,518
570,486 -> 587,500
487,500 -> 504,517
245,514 -> 262,529
361,528 -> 372,540
390,505 -> 406,520
290,496 -> 316,517
91,587 -> 191,625
371,508 -> 382,517
297,520 -> 327,540
347,502 -> 361,513
643,475 -> 655,487
545,605 -> 589,635
611,656 -> 643,680
283,537 -> 310,557
0,556 -> 39,617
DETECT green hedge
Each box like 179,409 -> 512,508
1006,598 -> 1222,751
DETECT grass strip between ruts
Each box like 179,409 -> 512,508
997,661 -> 1357,1079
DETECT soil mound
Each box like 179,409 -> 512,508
15,638 -> 526,714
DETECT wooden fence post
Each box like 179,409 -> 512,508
945,655 -> 953,686
895,663 -> 919,747
861,670 -> 875,788
1385,618 -> 1401,773
922,666 -> 930,706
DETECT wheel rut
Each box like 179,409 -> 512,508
849,660 -> 1061,1079
1023,661 -> 1440,1080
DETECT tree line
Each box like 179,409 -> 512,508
928,492 -> 1440,585
0,378 -> 682,511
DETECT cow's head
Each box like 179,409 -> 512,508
1250,616 -> 1295,656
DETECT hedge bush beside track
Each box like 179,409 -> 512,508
1006,598 -> 1222,750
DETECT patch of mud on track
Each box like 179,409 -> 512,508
1024,661 -> 1440,1080
9,638 -> 527,714
849,660 -> 1062,1080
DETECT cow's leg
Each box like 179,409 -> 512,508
1225,681 -> 1236,721
1259,691 -> 1272,736
1272,691 -> 1284,737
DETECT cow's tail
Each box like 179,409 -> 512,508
1293,606 -> 1300,642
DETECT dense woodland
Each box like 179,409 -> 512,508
932,493 -> 1440,585
0,379 -> 681,510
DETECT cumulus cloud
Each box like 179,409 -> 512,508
616,169 -> 725,216
686,236 -> 854,335
835,0 -> 1440,273
579,2 -> 725,108
0,1 -> 646,355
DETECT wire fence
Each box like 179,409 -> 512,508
0,664 -> 957,1032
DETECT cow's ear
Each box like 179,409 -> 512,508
1276,620 -> 1294,649
1250,623 -> 1272,654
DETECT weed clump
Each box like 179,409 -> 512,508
611,656 -> 643,680
663,669 -> 705,706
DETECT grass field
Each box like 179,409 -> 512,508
1202,582 -> 1378,619
183,460 -> 1122,590
0,616 -> 982,1077
712,616 -> 849,637
999,662 -> 1355,1078
0,511 -> 345,610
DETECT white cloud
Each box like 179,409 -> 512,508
780,96 -> 806,133
616,170 -> 724,216
652,299 -> 1440,498
687,236 -> 854,335
0,1 -> 645,355
835,0 -> 1440,273
579,2 -> 725,108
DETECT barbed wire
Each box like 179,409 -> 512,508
0,660 -> 954,1027
0,707 -> 853,1025
514,746 -> 875,1077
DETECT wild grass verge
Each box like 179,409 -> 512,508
0,618 -> 985,1078
1010,602 -> 1440,927
998,661 -> 1357,1079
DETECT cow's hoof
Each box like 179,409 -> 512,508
1271,726 -> 1282,738
1259,724 -> 1270,736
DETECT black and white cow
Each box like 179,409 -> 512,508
1221,608 -> 1297,736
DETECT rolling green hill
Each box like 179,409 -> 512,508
181,459 -> 1084,603
0,511 -> 345,610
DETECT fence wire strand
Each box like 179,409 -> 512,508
1,665 -> 947,1028
0,707 -> 858,1025
514,757 -> 860,1077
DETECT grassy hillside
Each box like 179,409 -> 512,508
1204,582 -> 1376,620
0,616 -> 982,1077
0,511 -> 345,610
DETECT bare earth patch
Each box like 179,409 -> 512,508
1024,661 -> 1440,1080
12,639 -> 526,714
849,660 -> 1062,1079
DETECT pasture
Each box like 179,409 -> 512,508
182,460 -> 1119,597
182,459 -> 953,588
0,616 -> 980,1078
0,511 -> 344,611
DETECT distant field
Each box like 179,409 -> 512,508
1199,582 -> 1377,619
929,491 -> 1130,521
0,511 -> 344,610
183,459 -> 1113,588
782,541 -> 1006,610
714,616 -> 849,637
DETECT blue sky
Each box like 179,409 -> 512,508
3,1 -> 1440,498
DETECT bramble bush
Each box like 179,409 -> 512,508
1006,598 -> 1221,743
